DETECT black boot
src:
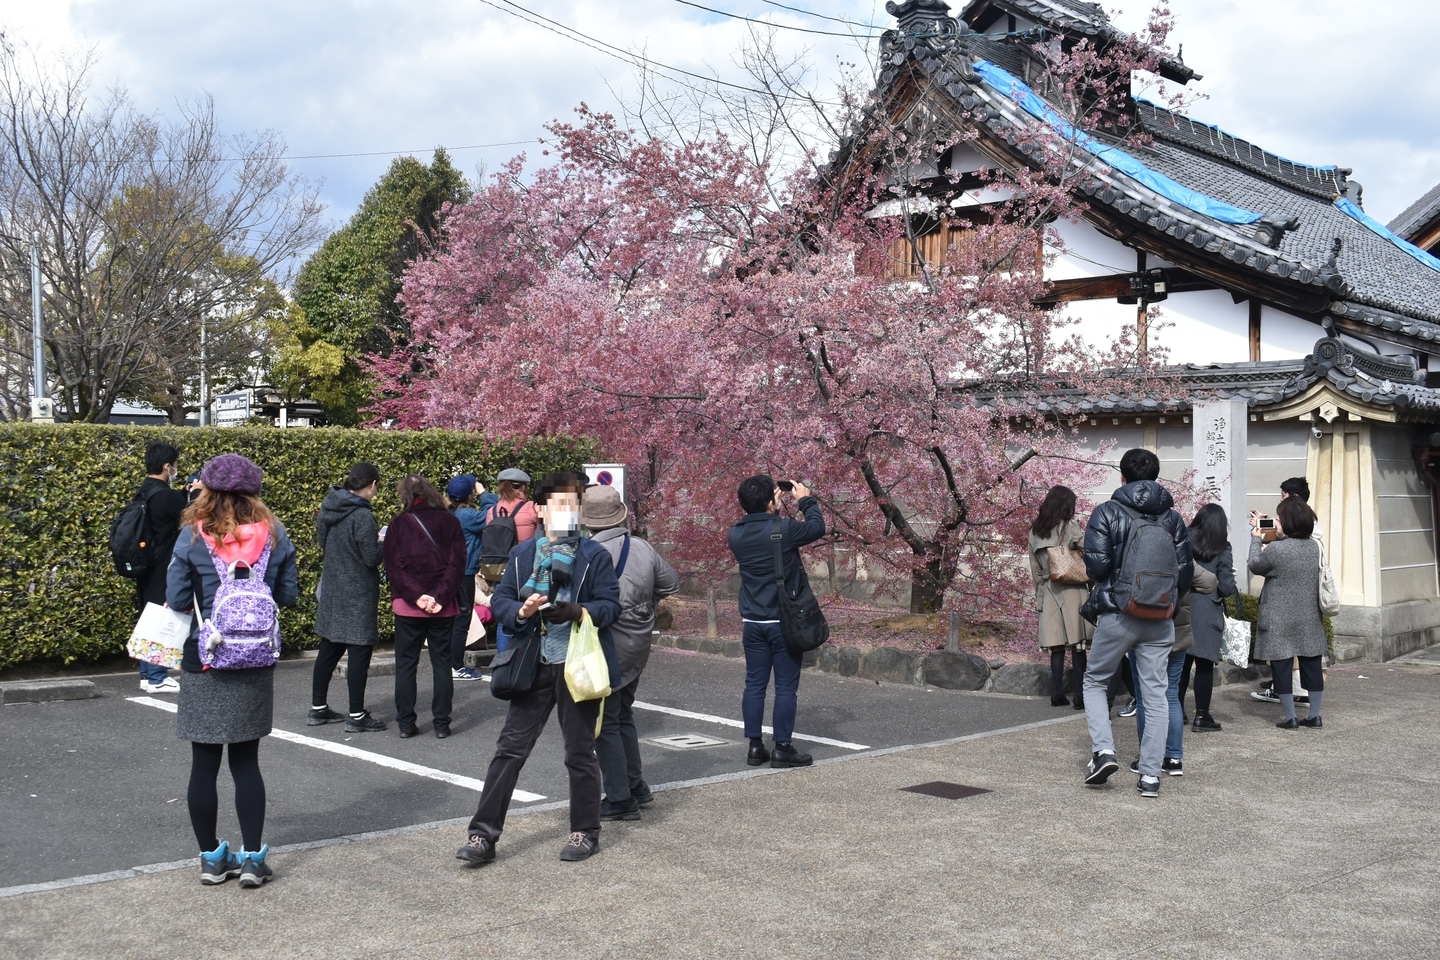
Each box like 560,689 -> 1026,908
746,738 -> 770,766
770,742 -> 813,768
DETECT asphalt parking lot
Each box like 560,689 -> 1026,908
1,646 -> 1061,887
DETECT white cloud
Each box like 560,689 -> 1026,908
1,0 -> 1435,227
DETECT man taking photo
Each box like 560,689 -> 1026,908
132,442 -> 188,694
727,476 -> 825,769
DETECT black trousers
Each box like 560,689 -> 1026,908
311,638 -> 374,714
1271,655 -> 1325,695
448,575 -> 477,670
467,662 -> 602,843
394,615 -> 456,728
595,676 -> 643,803
188,739 -> 264,852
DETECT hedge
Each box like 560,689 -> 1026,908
0,423 -> 597,669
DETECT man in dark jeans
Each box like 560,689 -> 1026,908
457,472 -> 622,866
727,475 -> 826,769
133,442 -> 188,694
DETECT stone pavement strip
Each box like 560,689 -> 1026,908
3,662 -> 1438,960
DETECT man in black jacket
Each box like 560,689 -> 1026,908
134,442 -> 188,694
726,476 -> 825,769
1079,448 -> 1192,798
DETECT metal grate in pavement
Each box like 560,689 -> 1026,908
899,781 -> 992,800
646,733 -> 731,750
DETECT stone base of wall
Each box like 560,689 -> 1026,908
654,635 -> 1272,693
1332,599 -> 1440,663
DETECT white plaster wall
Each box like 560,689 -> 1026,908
1148,288 -> 1251,365
944,143 -> 990,174
1260,307 -> 1324,359
1045,217 -> 1137,279
1051,297 -> 1142,356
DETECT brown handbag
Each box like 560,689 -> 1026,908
1046,545 -> 1088,584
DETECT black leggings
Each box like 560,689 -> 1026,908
189,739 -> 265,853
1049,647 -> 1087,698
1190,656 -> 1216,715
1271,656 -> 1325,695
312,638 -> 374,714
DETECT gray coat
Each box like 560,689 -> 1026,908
1189,547 -> 1238,662
1249,536 -> 1327,660
315,487 -> 384,645
590,527 -> 681,687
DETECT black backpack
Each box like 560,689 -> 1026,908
478,503 -> 523,583
109,485 -> 162,579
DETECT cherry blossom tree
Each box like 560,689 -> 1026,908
374,10 -> 1188,615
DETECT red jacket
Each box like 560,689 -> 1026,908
382,502 -> 466,617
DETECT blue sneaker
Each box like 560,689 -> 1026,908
237,845 -> 273,888
199,840 -> 242,886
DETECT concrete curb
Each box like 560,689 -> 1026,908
653,635 -> 1273,694
1,679 -> 99,705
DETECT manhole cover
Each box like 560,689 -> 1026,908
899,781 -> 992,800
646,733 -> 731,750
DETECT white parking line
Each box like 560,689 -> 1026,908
630,701 -> 870,750
127,697 -> 545,802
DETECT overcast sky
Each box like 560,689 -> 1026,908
3,0 -> 1438,231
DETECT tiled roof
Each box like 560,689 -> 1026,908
870,13 -> 1440,334
1387,180 -> 1440,242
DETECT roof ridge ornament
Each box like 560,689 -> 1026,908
880,0 -> 965,75
1308,317 -> 1422,385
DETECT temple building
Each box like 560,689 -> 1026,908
864,0 -> 1440,661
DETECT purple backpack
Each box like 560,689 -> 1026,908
199,537 -> 281,670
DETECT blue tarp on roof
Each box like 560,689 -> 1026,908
1335,197 -> 1440,275
972,60 -> 1264,225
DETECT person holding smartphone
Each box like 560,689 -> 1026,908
727,475 -> 826,769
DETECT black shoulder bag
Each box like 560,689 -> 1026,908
771,519 -> 829,656
489,556 -> 544,700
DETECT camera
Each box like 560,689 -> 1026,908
776,480 -> 794,492
1311,424 -> 1324,439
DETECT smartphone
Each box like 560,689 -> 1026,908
776,480 -> 794,492
537,601 -> 554,611
1257,517 -> 1275,530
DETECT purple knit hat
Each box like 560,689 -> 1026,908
199,453 -> 263,494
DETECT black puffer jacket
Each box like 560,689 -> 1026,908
1081,480 -> 1193,621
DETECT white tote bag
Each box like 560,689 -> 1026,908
1220,617 -> 1251,669
127,602 -> 193,670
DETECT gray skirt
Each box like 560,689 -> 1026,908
176,667 -> 275,744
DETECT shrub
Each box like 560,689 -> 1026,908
0,423 -> 596,668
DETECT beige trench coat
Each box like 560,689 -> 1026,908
1028,520 -> 1091,649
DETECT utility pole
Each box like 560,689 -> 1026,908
199,314 -> 207,427
29,232 -> 53,423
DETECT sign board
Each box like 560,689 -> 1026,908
583,463 -> 625,501
213,391 -> 251,428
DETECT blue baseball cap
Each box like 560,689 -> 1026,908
446,474 -> 477,501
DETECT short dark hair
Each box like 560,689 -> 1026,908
534,471 -> 587,506
1280,477 -> 1310,503
1277,497 -> 1315,539
145,442 -> 180,475
738,475 -> 776,514
343,462 -> 380,491
1118,448 -> 1160,483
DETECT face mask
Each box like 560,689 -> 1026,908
547,509 -> 579,536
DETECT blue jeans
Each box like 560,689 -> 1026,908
1135,651 -> 1186,761
741,622 -> 801,743
137,659 -> 169,683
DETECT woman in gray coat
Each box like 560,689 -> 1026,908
1248,497 -> 1326,729
309,463 -> 387,733
1183,505 -> 1238,732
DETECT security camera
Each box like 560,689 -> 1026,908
1311,424 -> 1324,439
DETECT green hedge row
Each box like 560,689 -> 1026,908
0,423 -> 597,668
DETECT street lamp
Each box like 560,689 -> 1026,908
29,232 -> 54,423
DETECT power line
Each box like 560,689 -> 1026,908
669,0 -> 881,37
759,0 -> 882,30
477,0 -> 846,106
284,140 -> 535,161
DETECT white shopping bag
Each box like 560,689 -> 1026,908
127,603 -> 192,670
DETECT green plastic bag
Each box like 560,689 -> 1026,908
565,610 -> 612,702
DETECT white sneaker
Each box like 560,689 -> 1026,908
140,676 -> 180,694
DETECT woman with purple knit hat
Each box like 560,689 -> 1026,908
167,453 -> 298,888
